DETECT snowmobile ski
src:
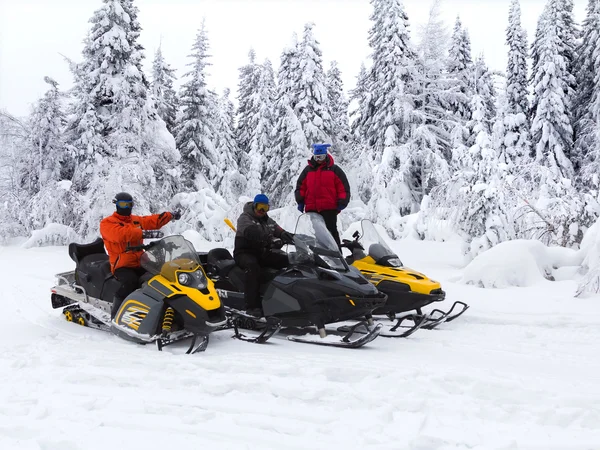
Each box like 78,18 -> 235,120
420,301 -> 470,329
335,312 -> 428,338
226,307 -> 282,343
286,321 -> 382,348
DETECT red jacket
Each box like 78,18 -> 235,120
295,155 -> 351,212
100,212 -> 172,272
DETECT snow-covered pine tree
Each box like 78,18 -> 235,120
326,61 -> 351,163
461,93 -> 513,256
174,22 -> 221,191
214,88 -> 245,204
246,59 -> 277,194
295,23 -> 332,147
151,45 -> 178,134
446,16 -> 473,158
18,77 -> 82,234
234,49 -> 261,159
66,0 -> 179,238
363,0 -> 419,153
0,111 -> 28,240
521,2 -> 592,247
506,0 -> 529,118
530,5 -> 574,180
20,77 -> 67,197
579,0 -> 600,189
467,56 -> 496,144
364,0 -> 453,230
573,0 -> 600,179
348,63 -> 371,147
499,0 -> 530,169
267,39 -> 307,207
414,0 -> 455,163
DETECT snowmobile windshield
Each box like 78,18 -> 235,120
290,213 -> 348,271
140,235 -> 201,280
360,220 -> 402,267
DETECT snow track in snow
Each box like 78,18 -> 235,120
1,244 -> 600,449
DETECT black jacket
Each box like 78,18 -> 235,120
233,202 -> 284,257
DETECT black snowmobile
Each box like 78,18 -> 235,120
201,213 -> 388,348
50,235 -> 258,354
338,219 -> 469,337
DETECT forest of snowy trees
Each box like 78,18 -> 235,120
1,0 -> 600,259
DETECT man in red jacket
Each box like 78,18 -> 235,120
294,143 -> 351,246
100,192 -> 180,318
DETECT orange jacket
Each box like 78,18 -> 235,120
100,211 -> 172,272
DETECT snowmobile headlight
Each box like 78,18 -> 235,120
178,272 -> 192,285
177,270 -> 208,289
388,257 -> 402,267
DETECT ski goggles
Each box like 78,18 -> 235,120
254,202 -> 269,213
114,200 -> 133,208
314,154 -> 327,162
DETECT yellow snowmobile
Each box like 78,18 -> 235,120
339,219 -> 468,337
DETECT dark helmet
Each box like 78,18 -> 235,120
113,192 -> 134,216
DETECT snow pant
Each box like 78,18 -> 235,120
112,266 -> 147,318
234,251 -> 289,310
317,210 -> 341,247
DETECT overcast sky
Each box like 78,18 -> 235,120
0,0 -> 586,117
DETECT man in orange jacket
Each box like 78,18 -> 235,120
100,192 -> 181,318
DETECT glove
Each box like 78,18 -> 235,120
171,210 -> 181,221
281,231 -> 295,245
297,203 -> 304,213
142,230 -> 164,239
270,238 -> 284,250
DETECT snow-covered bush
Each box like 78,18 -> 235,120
576,218 -> 600,297
169,190 -> 230,242
460,239 -> 578,288
22,223 -> 79,248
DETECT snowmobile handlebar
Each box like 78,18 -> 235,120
125,240 -> 160,253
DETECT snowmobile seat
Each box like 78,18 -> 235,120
69,237 -> 106,264
77,254 -> 112,299
207,248 -> 237,276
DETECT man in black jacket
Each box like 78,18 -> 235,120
234,194 -> 295,316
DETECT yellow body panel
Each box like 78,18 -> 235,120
149,269 -> 221,311
352,258 -> 442,295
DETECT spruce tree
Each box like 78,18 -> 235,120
579,0 -> 600,188
326,61 -> 351,162
151,45 -> 178,134
246,59 -> 277,194
501,0 -> 530,167
235,49 -> 261,157
174,23 -> 221,191
21,77 -> 67,196
66,0 -> 179,237
213,88 -> 243,204
268,40 -> 307,207
295,23 -> 332,147
530,4 -> 574,180
573,0 -> 600,177
348,63 -> 371,147
364,0 -> 419,153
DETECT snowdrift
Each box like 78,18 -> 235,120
460,239 -> 579,288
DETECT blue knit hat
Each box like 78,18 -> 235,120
253,194 -> 269,204
312,143 -> 331,155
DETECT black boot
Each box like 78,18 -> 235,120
111,296 -> 125,320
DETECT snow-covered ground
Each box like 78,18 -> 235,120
1,237 -> 600,449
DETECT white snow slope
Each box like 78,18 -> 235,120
1,238 -> 599,450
